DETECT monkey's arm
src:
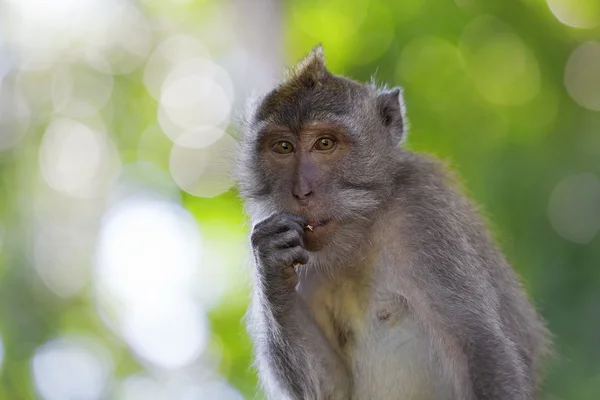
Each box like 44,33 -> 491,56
425,289 -> 532,400
406,240 -> 534,399
250,284 -> 351,400
393,156 -> 541,399
249,212 -> 351,400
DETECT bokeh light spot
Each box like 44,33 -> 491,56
39,118 -> 120,198
548,173 -> 600,244
31,336 -> 113,400
52,61 -> 114,118
95,197 -> 202,305
547,0 -> 600,29
122,298 -> 209,369
182,381 -> 244,400
15,69 -> 54,119
100,2 -> 152,75
143,35 -> 211,100
117,374 -> 170,400
461,16 -> 540,105
158,57 -> 234,147
564,42 -> 600,111
34,223 -> 94,298
117,161 -> 182,202
94,196 -> 210,369
397,36 -> 467,109
161,74 -> 230,129
169,132 -> 236,198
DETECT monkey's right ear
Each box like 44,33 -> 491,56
376,87 -> 407,145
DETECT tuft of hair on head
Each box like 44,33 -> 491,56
283,44 -> 332,90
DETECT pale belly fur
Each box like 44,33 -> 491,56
297,271 -> 454,400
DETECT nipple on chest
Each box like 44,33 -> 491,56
377,309 -> 392,321
375,295 -> 409,327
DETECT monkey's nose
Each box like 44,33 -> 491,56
292,188 -> 313,200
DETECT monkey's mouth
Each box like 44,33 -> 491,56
303,218 -> 337,251
306,218 -> 331,230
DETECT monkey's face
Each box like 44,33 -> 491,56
237,46 -> 407,254
241,111 -> 400,252
254,122 -> 353,251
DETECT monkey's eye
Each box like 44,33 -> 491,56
314,137 -> 336,151
272,141 -> 294,154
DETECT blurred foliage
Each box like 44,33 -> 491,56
1,0 -> 600,399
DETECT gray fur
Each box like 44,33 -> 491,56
236,45 -> 551,400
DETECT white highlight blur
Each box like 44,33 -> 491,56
4,0 -> 150,73
39,118 -> 120,198
564,42 -> 600,111
6,0 -> 96,28
33,222 -> 94,298
547,0 -> 600,29
95,196 -> 209,369
143,35 -> 211,100
52,61 -> 114,118
182,381 -> 244,400
221,46 -> 282,108
169,132 -> 236,198
117,374 -> 244,400
98,2 -> 152,75
548,173 -> 600,244
121,298 -> 209,369
117,374 -> 170,400
96,198 -> 201,305
31,336 -> 113,400
0,32 -> 12,96
158,58 -> 234,148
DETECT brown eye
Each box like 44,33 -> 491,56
272,141 -> 294,154
315,137 -> 336,151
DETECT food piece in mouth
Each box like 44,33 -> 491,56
291,221 -> 330,268
305,219 -> 329,230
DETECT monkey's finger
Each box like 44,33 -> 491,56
271,229 -> 304,249
279,211 -> 308,228
270,212 -> 308,237
281,246 -> 309,266
252,212 -> 306,238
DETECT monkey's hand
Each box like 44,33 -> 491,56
249,213 -> 350,400
251,212 -> 309,289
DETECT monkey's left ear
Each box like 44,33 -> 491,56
376,87 -> 407,145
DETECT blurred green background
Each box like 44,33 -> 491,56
1,0 -> 599,399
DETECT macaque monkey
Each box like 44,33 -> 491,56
236,45 -> 551,400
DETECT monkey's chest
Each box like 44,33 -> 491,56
301,283 -> 448,399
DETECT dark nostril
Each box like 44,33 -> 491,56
292,190 -> 313,200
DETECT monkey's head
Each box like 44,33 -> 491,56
237,45 -> 407,255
